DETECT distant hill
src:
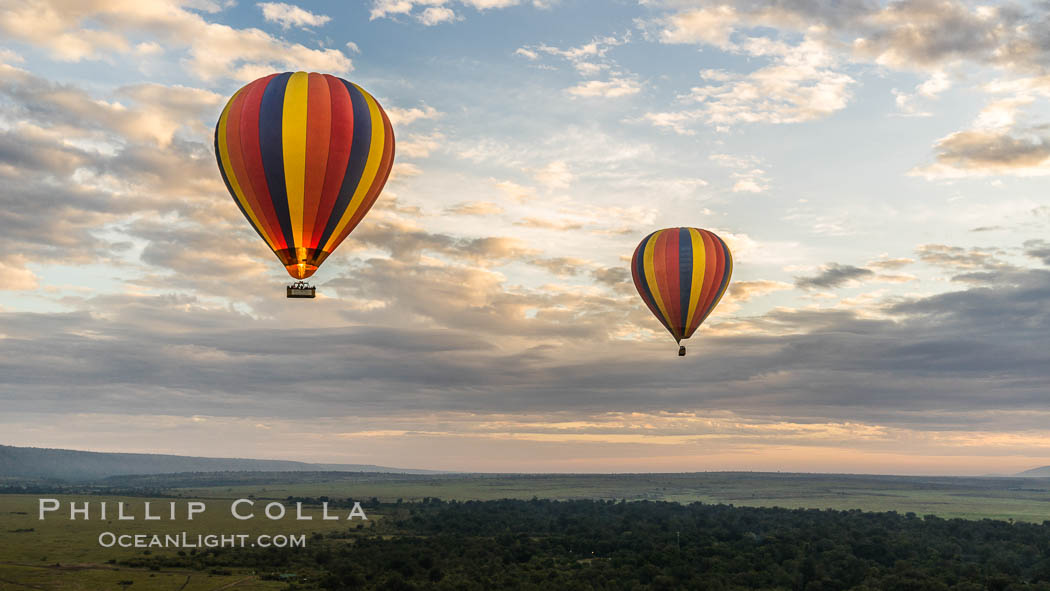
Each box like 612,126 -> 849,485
0,444 -> 442,481
1016,466 -> 1050,477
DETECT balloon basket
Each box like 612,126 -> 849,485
678,345 -> 686,357
286,281 -> 316,299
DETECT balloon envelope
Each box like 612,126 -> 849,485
631,227 -> 733,343
214,72 -> 395,280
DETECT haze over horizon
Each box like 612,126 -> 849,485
2,0 -> 1050,475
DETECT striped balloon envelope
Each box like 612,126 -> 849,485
214,72 -> 394,281
631,228 -> 732,355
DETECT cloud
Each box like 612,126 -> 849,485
639,0 -> 1050,137
346,219 -> 538,266
0,256 -> 38,291
0,67 -> 239,269
1025,240 -> 1050,266
566,77 -> 640,98
0,0 -> 351,81
591,266 -> 630,288
532,160 -> 572,190
258,2 -> 331,29
640,110 -> 698,135
529,256 -> 589,277
691,41 -> 853,126
729,280 -> 792,302
866,256 -> 915,270
385,104 -> 441,126
796,263 -> 875,289
515,47 -> 538,60
370,0 -> 547,23
655,5 -> 739,49
642,38 -> 853,132
398,133 -> 445,158
893,71 -> 951,116
913,129 -> 1050,179
907,91 -> 1050,178
445,201 -> 505,216
522,35 -> 627,65
517,35 -> 637,97
731,169 -> 769,193
646,0 -> 1050,74
419,6 -> 457,26
493,180 -> 535,203
6,261 -> 1050,443
916,244 -> 1011,272
516,217 -> 583,231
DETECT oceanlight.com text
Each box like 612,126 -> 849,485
97,532 -> 307,549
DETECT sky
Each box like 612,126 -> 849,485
2,0 -> 1050,475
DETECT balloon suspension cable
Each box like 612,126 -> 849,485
286,281 -> 316,299
678,345 -> 686,357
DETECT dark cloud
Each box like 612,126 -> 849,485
4,266 -> 1050,435
866,257 -> 914,270
1025,239 -> 1050,265
444,201 -> 504,216
930,130 -> 1050,170
660,0 -> 1050,73
0,64 -> 234,270
529,257 -> 587,277
516,217 -> 585,231
346,219 -> 537,265
916,243 -> 1012,272
795,263 -> 874,289
729,279 -> 792,301
591,266 -> 630,287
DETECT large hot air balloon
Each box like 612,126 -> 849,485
214,72 -> 395,298
631,227 -> 733,356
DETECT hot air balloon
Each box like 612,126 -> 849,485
631,227 -> 732,356
214,72 -> 395,298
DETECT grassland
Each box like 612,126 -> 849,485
0,493 -> 376,590
4,471 -> 1050,589
167,471 -> 1050,522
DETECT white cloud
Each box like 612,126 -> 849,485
515,47 -> 538,60
912,95 -> 1050,179
0,48 -> 24,64
731,170 -> 768,193
641,39 -> 853,132
0,256 -> 38,291
0,0 -> 352,81
399,133 -> 445,158
419,6 -> 456,25
532,160 -> 572,190
639,110 -> 698,135
385,103 -> 441,126
566,77 -> 640,98
446,201 -> 504,216
493,179 -> 534,203
690,39 -> 853,126
520,34 -> 628,74
258,2 -> 331,29
648,0 -> 1050,75
371,0 -> 546,23
656,5 -> 738,49
894,71 -> 951,117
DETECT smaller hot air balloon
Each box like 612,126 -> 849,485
631,227 -> 732,356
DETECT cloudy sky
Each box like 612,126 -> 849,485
2,0 -> 1050,475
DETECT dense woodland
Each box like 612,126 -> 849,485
117,498 -> 1050,590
